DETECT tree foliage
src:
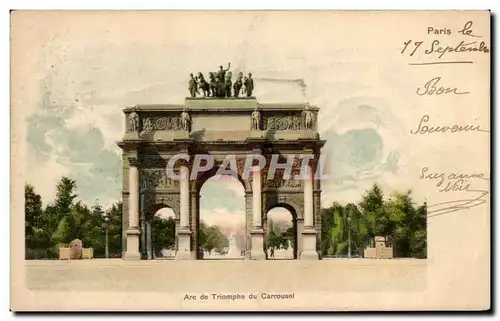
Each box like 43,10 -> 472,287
151,216 -> 176,256
26,178 -> 426,260
267,222 -> 293,250
25,177 -> 123,259
199,222 -> 229,255
321,184 -> 427,258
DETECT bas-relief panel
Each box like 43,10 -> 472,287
140,169 -> 179,191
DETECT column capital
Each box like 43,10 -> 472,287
127,156 -> 139,167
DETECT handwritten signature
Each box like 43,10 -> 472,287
427,188 -> 489,218
420,167 -> 490,218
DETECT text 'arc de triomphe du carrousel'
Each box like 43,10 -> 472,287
117,63 -> 325,260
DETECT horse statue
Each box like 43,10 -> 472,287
196,72 -> 210,97
208,72 -> 217,97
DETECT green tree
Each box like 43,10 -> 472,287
385,191 -> 427,258
25,185 -> 47,258
25,178 -> 127,259
359,184 -> 390,245
268,230 -> 280,250
52,201 -> 90,245
54,177 -> 77,220
105,202 -> 123,257
282,227 -> 294,250
411,202 -> 427,258
84,203 -> 106,257
200,225 -> 228,255
151,216 -> 176,256
320,207 -> 335,255
321,183 -> 427,259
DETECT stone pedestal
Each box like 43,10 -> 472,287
123,131 -> 141,141
176,229 -> 192,260
300,130 -> 318,139
124,227 -> 141,260
300,228 -> 319,260
249,131 -> 264,139
173,131 -> 190,140
250,229 -> 266,260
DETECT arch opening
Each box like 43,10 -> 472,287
266,206 -> 297,260
142,206 -> 176,260
198,171 -> 247,260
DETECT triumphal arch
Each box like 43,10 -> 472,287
118,90 -> 325,260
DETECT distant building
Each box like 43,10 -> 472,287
364,236 -> 393,259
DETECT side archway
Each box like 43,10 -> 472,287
141,204 -> 177,259
265,204 -> 298,260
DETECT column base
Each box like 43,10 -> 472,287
250,228 -> 266,260
300,228 -> 319,260
176,229 -> 192,260
124,227 -> 141,260
123,251 -> 142,260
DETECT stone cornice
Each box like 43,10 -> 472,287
122,99 -> 319,113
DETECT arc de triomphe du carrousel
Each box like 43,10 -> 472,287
117,67 -> 325,260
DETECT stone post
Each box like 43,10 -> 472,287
190,191 -> 199,260
245,193 -> 253,260
146,221 -> 153,260
250,165 -> 266,260
176,164 -> 192,260
124,157 -> 141,260
140,215 -> 146,259
300,163 -> 319,260
295,218 -> 304,258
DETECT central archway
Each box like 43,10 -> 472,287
197,167 -> 247,260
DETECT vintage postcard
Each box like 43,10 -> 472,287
10,10 -> 490,311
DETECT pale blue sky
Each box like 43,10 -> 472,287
22,12 -> 415,220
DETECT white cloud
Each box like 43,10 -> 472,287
200,208 -> 245,230
26,153 -> 69,206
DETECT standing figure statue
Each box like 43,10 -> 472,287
208,72 -> 217,97
233,72 -> 243,97
251,107 -> 261,130
215,62 -> 231,97
188,73 -> 198,98
196,72 -> 210,97
128,111 -> 139,132
180,108 -> 191,132
225,71 -> 233,98
244,73 -> 254,97
302,105 -> 314,130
